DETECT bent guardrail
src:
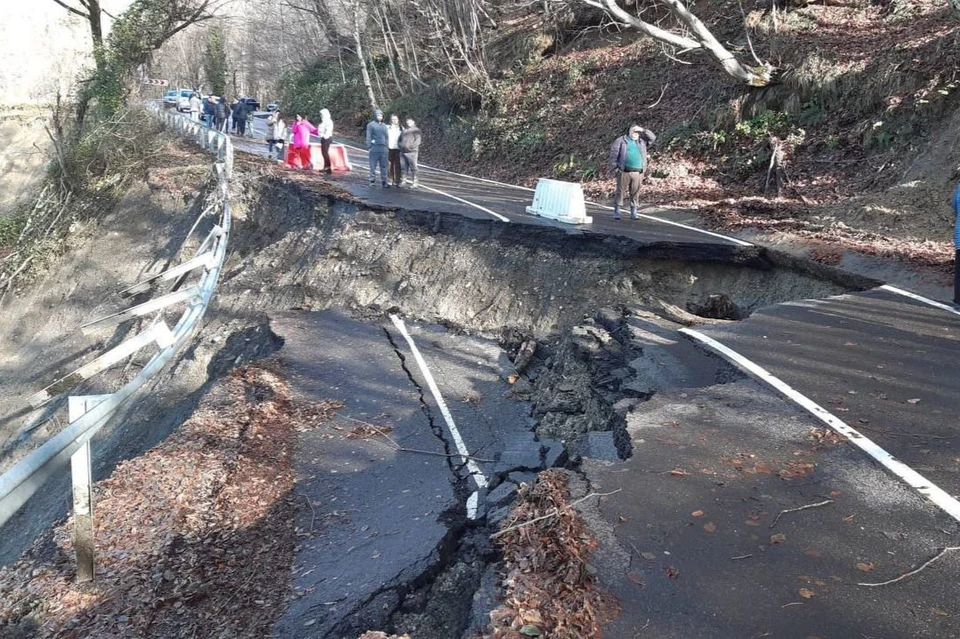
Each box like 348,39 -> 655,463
0,107 -> 232,581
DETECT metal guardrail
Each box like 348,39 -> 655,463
0,107 -> 232,581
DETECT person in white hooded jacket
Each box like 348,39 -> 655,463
318,108 -> 334,174
266,111 -> 286,160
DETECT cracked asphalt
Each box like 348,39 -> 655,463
269,310 -> 531,637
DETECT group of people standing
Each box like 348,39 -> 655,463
209,100 -> 655,221
188,93 -> 251,135
266,109 -> 336,171
366,109 -> 422,188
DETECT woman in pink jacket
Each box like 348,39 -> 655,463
289,114 -> 319,169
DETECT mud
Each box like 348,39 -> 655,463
217,176 -> 870,340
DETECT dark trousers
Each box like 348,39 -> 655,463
235,118 -> 247,136
388,149 -> 402,185
320,138 -> 332,172
615,170 -> 644,209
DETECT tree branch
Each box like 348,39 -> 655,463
599,0 -> 702,49
50,0 -> 90,19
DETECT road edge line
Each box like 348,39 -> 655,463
679,327 -> 960,523
339,142 -> 510,223
340,141 -> 754,245
388,314 -> 490,519
417,184 -> 511,223
879,284 -> 960,318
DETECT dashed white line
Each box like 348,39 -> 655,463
879,284 -> 960,318
389,314 -> 489,519
680,327 -> 960,523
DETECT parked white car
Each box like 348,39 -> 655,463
176,89 -> 194,112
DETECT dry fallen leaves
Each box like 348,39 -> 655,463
856,562 -> 875,572
771,534 -> 788,545
0,363 -> 337,638
798,588 -> 816,599
703,522 -> 718,533
485,470 -> 620,639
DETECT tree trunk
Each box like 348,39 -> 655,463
660,0 -> 772,86
87,0 -> 105,70
374,4 -> 404,94
595,0 -> 773,87
353,0 -> 378,111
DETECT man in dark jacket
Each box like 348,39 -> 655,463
214,98 -> 229,132
365,109 -> 389,187
398,117 -> 422,188
232,99 -> 249,136
608,124 -> 656,220
203,96 -> 216,128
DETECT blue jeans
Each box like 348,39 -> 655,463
368,146 -> 388,184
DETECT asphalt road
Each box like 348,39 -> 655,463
695,287 -> 960,505
269,309 -> 532,637
229,115 -> 960,636
240,116 -> 750,249
577,310 -> 960,638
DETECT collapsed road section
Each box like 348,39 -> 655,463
8,150 -> 952,638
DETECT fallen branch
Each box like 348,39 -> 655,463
769,499 -> 834,528
858,547 -> 960,587
731,554 -> 753,561
298,492 -> 317,533
341,413 -> 495,463
490,489 -> 622,539
645,83 -> 670,109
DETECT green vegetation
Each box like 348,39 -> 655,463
203,27 -> 228,97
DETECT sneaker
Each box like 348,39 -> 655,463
412,180 -> 419,188
383,182 -> 389,188
370,179 -> 376,186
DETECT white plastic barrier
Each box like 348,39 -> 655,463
525,178 -> 592,225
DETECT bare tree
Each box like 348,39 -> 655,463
583,0 -> 774,87
352,0 -> 379,109
49,0 -> 111,69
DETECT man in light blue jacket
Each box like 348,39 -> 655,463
366,109 -> 389,187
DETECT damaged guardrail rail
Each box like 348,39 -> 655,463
0,107 -> 232,582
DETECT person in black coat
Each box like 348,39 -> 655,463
232,100 -> 249,136
214,98 -> 229,132
203,96 -> 216,128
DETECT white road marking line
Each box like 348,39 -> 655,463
583,200 -> 753,246
680,327 -> 960,523
416,184 -> 511,223
879,284 -> 960,318
389,314 -> 490,520
340,142 -> 510,223
342,143 -> 751,246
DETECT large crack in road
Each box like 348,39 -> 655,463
7,155 -> 957,638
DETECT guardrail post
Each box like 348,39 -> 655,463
68,395 -> 109,583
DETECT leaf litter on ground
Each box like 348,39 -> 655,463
0,362 -> 343,638
483,469 -> 620,639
